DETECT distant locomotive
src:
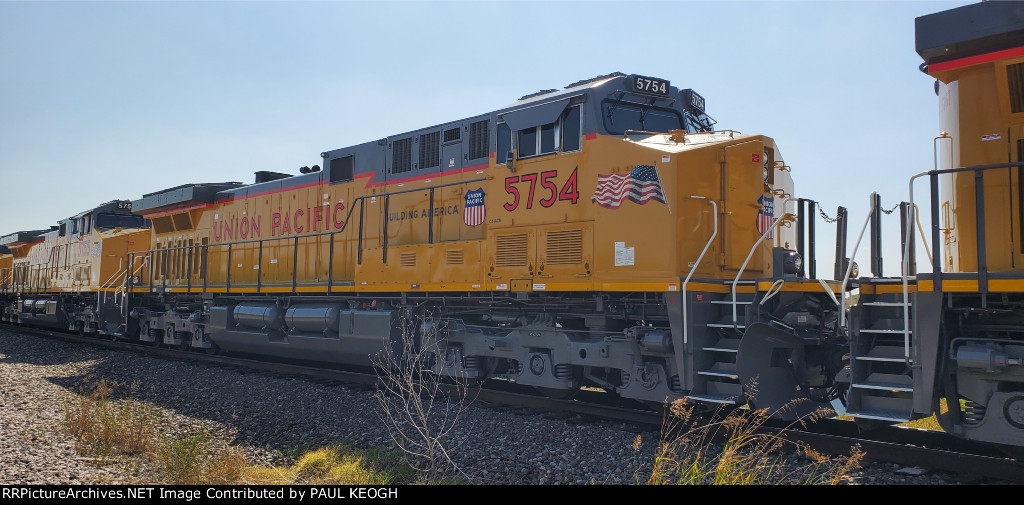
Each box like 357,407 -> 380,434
0,202 -> 148,333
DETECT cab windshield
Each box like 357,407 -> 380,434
96,213 -> 144,229
602,100 -> 685,135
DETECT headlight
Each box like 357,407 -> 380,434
841,258 -> 859,278
783,250 -> 802,275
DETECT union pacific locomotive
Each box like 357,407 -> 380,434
3,0 -> 1023,453
844,1 -> 1024,449
1,71 -> 848,417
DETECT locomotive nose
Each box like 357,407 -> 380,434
736,322 -> 816,420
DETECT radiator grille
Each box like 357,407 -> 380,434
392,138 -> 412,173
446,249 -> 464,265
419,131 -> 439,169
495,234 -> 528,267
444,127 -> 461,142
1009,62 -> 1024,113
546,229 -> 583,265
400,251 -> 417,267
469,120 -> 488,159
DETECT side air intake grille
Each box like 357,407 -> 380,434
172,212 -> 193,231
446,249 -> 464,265
546,229 -> 583,265
469,120 -> 489,159
392,138 -> 412,174
152,216 -> 174,234
495,234 -> 528,267
444,127 -> 461,143
419,132 -> 440,169
400,252 -> 416,267
1009,62 -> 1024,114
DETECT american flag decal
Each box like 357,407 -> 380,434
591,165 -> 666,209
464,188 -> 485,227
756,194 -> 774,239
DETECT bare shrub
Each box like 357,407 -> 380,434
62,379 -> 158,458
372,307 -> 476,482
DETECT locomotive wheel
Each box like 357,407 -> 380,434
204,343 -> 220,356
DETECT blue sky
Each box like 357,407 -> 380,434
0,0 -> 971,275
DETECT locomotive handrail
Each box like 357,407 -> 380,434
682,197 -> 717,346
839,193 -> 876,330
903,154 -> 1024,365
134,176 -> 487,294
731,197 -> 794,328
118,255 -> 149,319
98,262 -> 128,314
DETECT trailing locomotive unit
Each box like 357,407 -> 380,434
0,201 -> 149,333
126,72 -> 847,414
848,2 -> 1024,448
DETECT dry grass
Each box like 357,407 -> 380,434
62,379 -> 159,458
63,380 -> 418,484
235,444 -> 415,485
644,399 -> 864,485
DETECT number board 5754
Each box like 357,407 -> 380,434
503,167 -> 579,212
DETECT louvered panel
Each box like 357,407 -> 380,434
392,138 -> 412,173
446,249 -> 464,265
546,229 -> 583,265
1009,62 -> 1024,114
419,131 -> 440,169
444,127 -> 461,142
495,234 -> 528,267
469,120 -> 488,159
400,251 -> 416,267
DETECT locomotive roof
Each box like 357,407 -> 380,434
190,71 -> 706,203
133,182 -> 246,215
916,1 -> 1024,66
67,200 -> 134,220
0,229 -> 52,247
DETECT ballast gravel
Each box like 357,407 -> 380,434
0,328 -> 1009,485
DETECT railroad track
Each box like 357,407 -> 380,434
5,324 -> 1023,483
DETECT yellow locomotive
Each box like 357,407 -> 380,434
0,202 -> 149,332
847,1 -> 1024,448
121,72 -> 847,413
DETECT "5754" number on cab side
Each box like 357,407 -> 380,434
503,167 -> 579,212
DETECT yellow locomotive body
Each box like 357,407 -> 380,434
847,2 -> 1024,449
0,202 -> 149,332
125,73 -> 845,412
144,133 -> 785,294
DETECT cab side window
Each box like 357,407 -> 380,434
516,104 -> 582,159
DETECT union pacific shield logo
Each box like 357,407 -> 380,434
464,188 -> 485,227
756,194 -> 774,239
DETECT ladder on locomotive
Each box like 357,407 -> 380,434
843,195 -> 917,423
686,284 -> 757,404
845,283 -> 916,422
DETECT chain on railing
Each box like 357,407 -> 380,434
818,206 -> 839,224
879,203 -> 901,215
